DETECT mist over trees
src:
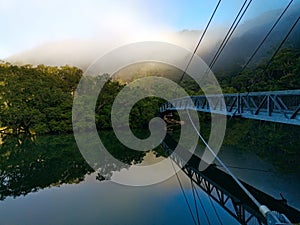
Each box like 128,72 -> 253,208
0,45 -> 299,172
1,46 -> 299,135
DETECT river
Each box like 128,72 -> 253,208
0,132 -> 299,225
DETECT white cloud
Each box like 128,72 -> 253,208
2,0 -> 195,65
0,0 -> 177,59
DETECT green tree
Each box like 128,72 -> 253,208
0,63 -> 82,135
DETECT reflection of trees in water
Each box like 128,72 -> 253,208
0,135 -> 93,200
84,131 -> 168,180
0,132 -> 165,200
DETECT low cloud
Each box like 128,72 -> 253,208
6,28 -> 228,70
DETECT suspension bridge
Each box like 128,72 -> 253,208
155,0 -> 300,224
160,90 -> 300,126
159,94 -> 300,225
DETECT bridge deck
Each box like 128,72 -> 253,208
160,90 -> 300,125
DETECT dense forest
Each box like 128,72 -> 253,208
0,63 -> 163,135
0,64 -> 81,134
0,47 -> 299,170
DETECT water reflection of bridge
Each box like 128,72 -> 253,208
161,135 -> 300,225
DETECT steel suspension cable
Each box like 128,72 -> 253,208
177,0 -> 222,85
170,158 -> 198,225
186,110 -> 262,208
208,0 -> 249,69
238,0 -> 294,76
264,15 -> 300,71
215,164 -> 274,173
192,181 -> 212,225
209,0 -> 253,70
208,194 -> 224,225
247,15 -> 300,91
190,179 -> 201,225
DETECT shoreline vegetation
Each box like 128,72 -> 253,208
0,47 -> 299,172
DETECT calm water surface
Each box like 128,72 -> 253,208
0,133 -> 298,225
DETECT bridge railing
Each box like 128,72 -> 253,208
160,90 -> 300,125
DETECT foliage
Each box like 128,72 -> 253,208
0,47 -> 299,172
0,63 -> 166,135
0,63 -> 82,135
221,48 -> 300,92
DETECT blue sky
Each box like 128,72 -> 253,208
0,0 -> 292,59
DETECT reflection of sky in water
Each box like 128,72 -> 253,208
216,147 -> 300,209
0,149 -> 299,225
111,151 -> 176,185
0,151 -> 239,225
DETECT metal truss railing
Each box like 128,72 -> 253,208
160,90 -> 300,125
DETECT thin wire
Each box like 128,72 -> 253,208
209,0 -> 253,70
238,0 -> 294,76
190,179 -> 201,225
215,164 -> 274,173
208,0 -> 249,69
264,15 -> 300,71
176,0 -> 222,85
192,0 -> 222,56
170,158 -> 198,225
192,181 -> 212,225
208,195 -> 224,225
186,110 -> 261,208
247,15 -> 300,92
